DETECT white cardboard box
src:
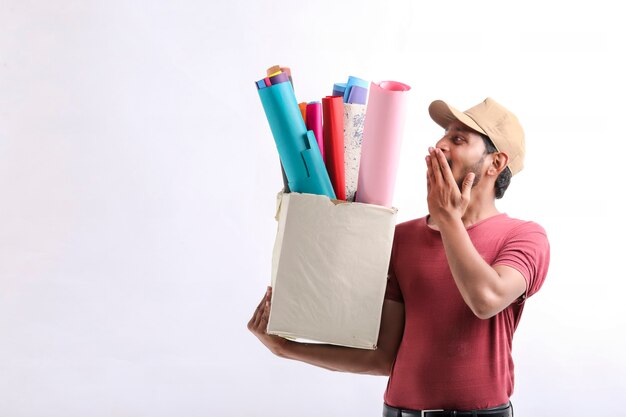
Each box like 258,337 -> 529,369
268,192 -> 397,349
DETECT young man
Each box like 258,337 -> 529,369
248,98 -> 550,417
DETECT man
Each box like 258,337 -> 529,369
248,98 -> 550,416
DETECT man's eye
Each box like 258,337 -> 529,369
453,137 -> 463,143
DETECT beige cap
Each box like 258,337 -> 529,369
428,97 -> 525,175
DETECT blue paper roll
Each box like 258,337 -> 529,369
343,76 -> 368,103
258,81 -> 336,198
333,82 -> 347,97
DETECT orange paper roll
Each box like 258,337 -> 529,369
322,96 -> 346,200
299,102 -> 307,124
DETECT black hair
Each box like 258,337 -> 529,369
481,134 -> 512,199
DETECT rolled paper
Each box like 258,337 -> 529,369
266,65 -> 281,76
281,67 -> 293,89
306,102 -> 324,161
343,103 -> 367,202
333,82 -> 347,97
280,66 -> 292,79
258,81 -> 336,198
322,96 -> 346,200
347,85 -> 368,105
267,65 -> 293,88
290,130 -> 334,196
356,81 -> 411,207
269,72 -> 289,85
299,102 -> 307,124
260,70 -> 292,191
264,77 -> 271,87
343,76 -> 369,103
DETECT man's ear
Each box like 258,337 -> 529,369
487,152 -> 509,176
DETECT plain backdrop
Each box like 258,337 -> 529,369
1,1 -> 625,416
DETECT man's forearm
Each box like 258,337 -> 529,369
438,217 -> 505,318
275,339 -> 391,375
249,290 -> 404,375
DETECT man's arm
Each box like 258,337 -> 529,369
437,220 -> 527,319
247,287 -> 405,375
426,147 -> 526,319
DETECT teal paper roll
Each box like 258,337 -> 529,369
258,81 -> 336,198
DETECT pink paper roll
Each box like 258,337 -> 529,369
356,81 -> 411,207
305,102 -> 324,161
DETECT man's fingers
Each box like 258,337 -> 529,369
429,148 -> 445,185
255,291 -> 266,311
249,287 -> 271,331
427,148 -> 438,174
247,295 -> 264,330
461,172 -> 475,201
261,300 -> 270,323
425,155 -> 433,193
262,288 -> 272,323
252,303 -> 263,329
249,303 -> 261,330
434,148 -> 456,186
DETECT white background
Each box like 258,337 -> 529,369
1,1 -> 625,416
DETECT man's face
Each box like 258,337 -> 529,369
434,121 -> 489,190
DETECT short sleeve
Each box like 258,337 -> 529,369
384,243 -> 404,303
493,221 -> 550,299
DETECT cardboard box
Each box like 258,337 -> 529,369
268,192 -> 397,349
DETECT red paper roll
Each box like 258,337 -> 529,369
322,96 -> 346,200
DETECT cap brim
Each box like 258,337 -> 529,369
428,100 -> 486,136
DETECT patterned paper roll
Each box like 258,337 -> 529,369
356,81 -> 411,207
343,103 -> 366,202
322,96 -> 346,200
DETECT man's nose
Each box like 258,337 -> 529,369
435,137 -> 449,152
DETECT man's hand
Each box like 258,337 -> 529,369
247,287 -> 405,374
426,147 -> 474,226
247,287 -> 287,356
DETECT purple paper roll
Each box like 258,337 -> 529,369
347,85 -> 368,105
269,72 -> 290,85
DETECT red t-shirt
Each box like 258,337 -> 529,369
384,214 -> 550,410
